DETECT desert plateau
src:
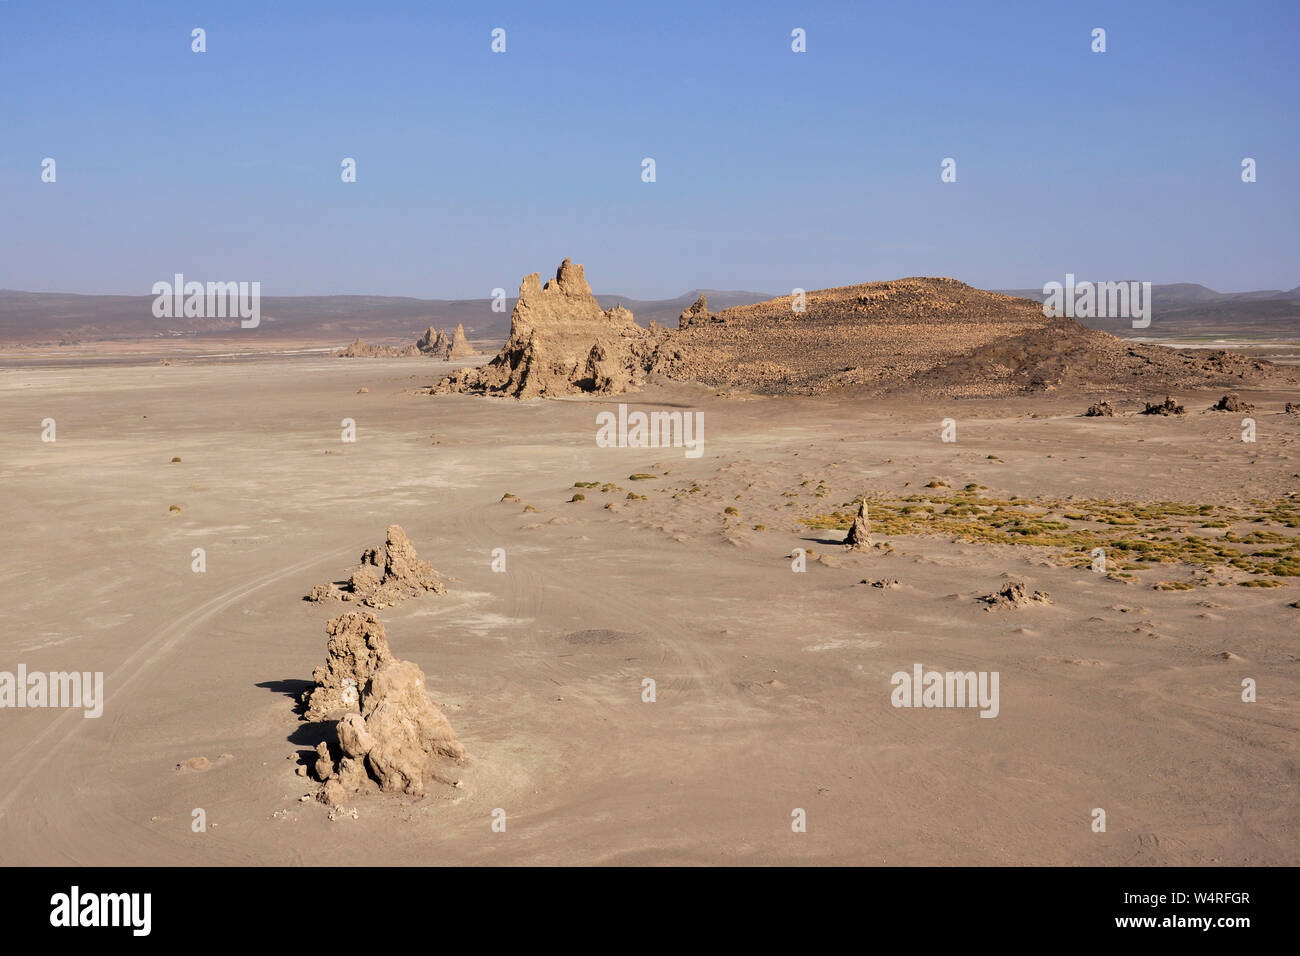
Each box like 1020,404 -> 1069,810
1,259 -> 1296,867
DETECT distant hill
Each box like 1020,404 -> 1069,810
0,288 -> 773,346
655,277 -> 1286,397
2,279 -> 1295,347
996,283 -> 1300,338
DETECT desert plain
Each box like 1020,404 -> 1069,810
1,327 -> 1297,864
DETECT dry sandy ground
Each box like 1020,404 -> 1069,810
0,355 -> 1296,865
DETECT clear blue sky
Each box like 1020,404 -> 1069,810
1,0 -> 1296,298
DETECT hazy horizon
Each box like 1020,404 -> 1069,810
1,275 -> 1297,301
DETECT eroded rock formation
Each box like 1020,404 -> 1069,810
1209,392 -> 1254,412
447,323 -> 477,359
300,611 -> 466,801
844,500 -> 872,550
435,259 -> 654,397
307,525 -> 445,608
337,338 -> 420,358
978,581 -> 1053,610
1142,396 -> 1185,416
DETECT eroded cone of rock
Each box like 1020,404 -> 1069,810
435,258 -> 651,397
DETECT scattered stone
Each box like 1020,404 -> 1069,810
979,581 -> 1052,610
860,578 -> 900,589
1142,396 -> 1184,416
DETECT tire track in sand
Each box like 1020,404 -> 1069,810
0,543 -> 360,827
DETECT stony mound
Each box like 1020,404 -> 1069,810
979,582 -> 1052,610
650,278 -> 1054,395
1142,396 -> 1185,416
336,337 -> 420,358
434,258 -> 652,397
1209,392 -> 1254,412
307,525 -> 444,608
299,611 -> 465,802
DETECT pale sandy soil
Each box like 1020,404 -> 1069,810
0,356 -> 1296,865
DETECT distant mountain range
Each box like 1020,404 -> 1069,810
0,288 -> 774,346
1,281 -> 1296,346
997,283 -> 1300,305
995,283 -> 1300,337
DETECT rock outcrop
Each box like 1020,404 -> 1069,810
417,326 -> 449,355
447,324 -> 477,359
417,324 -> 476,359
678,295 -> 715,329
844,500 -> 872,550
301,610 -> 394,722
337,338 -> 421,358
431,264 -> 1295,399
1142,396 -> 1185,416
434,259 -> 654,397
1085,401 -> 1116,417
306,525 -> 445,608
1209,392 -> 1254,412
301,611 -> 466,800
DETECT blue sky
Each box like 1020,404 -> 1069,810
1,0 -> 1296,298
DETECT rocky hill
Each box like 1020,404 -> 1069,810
436,260 -> 1292,399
